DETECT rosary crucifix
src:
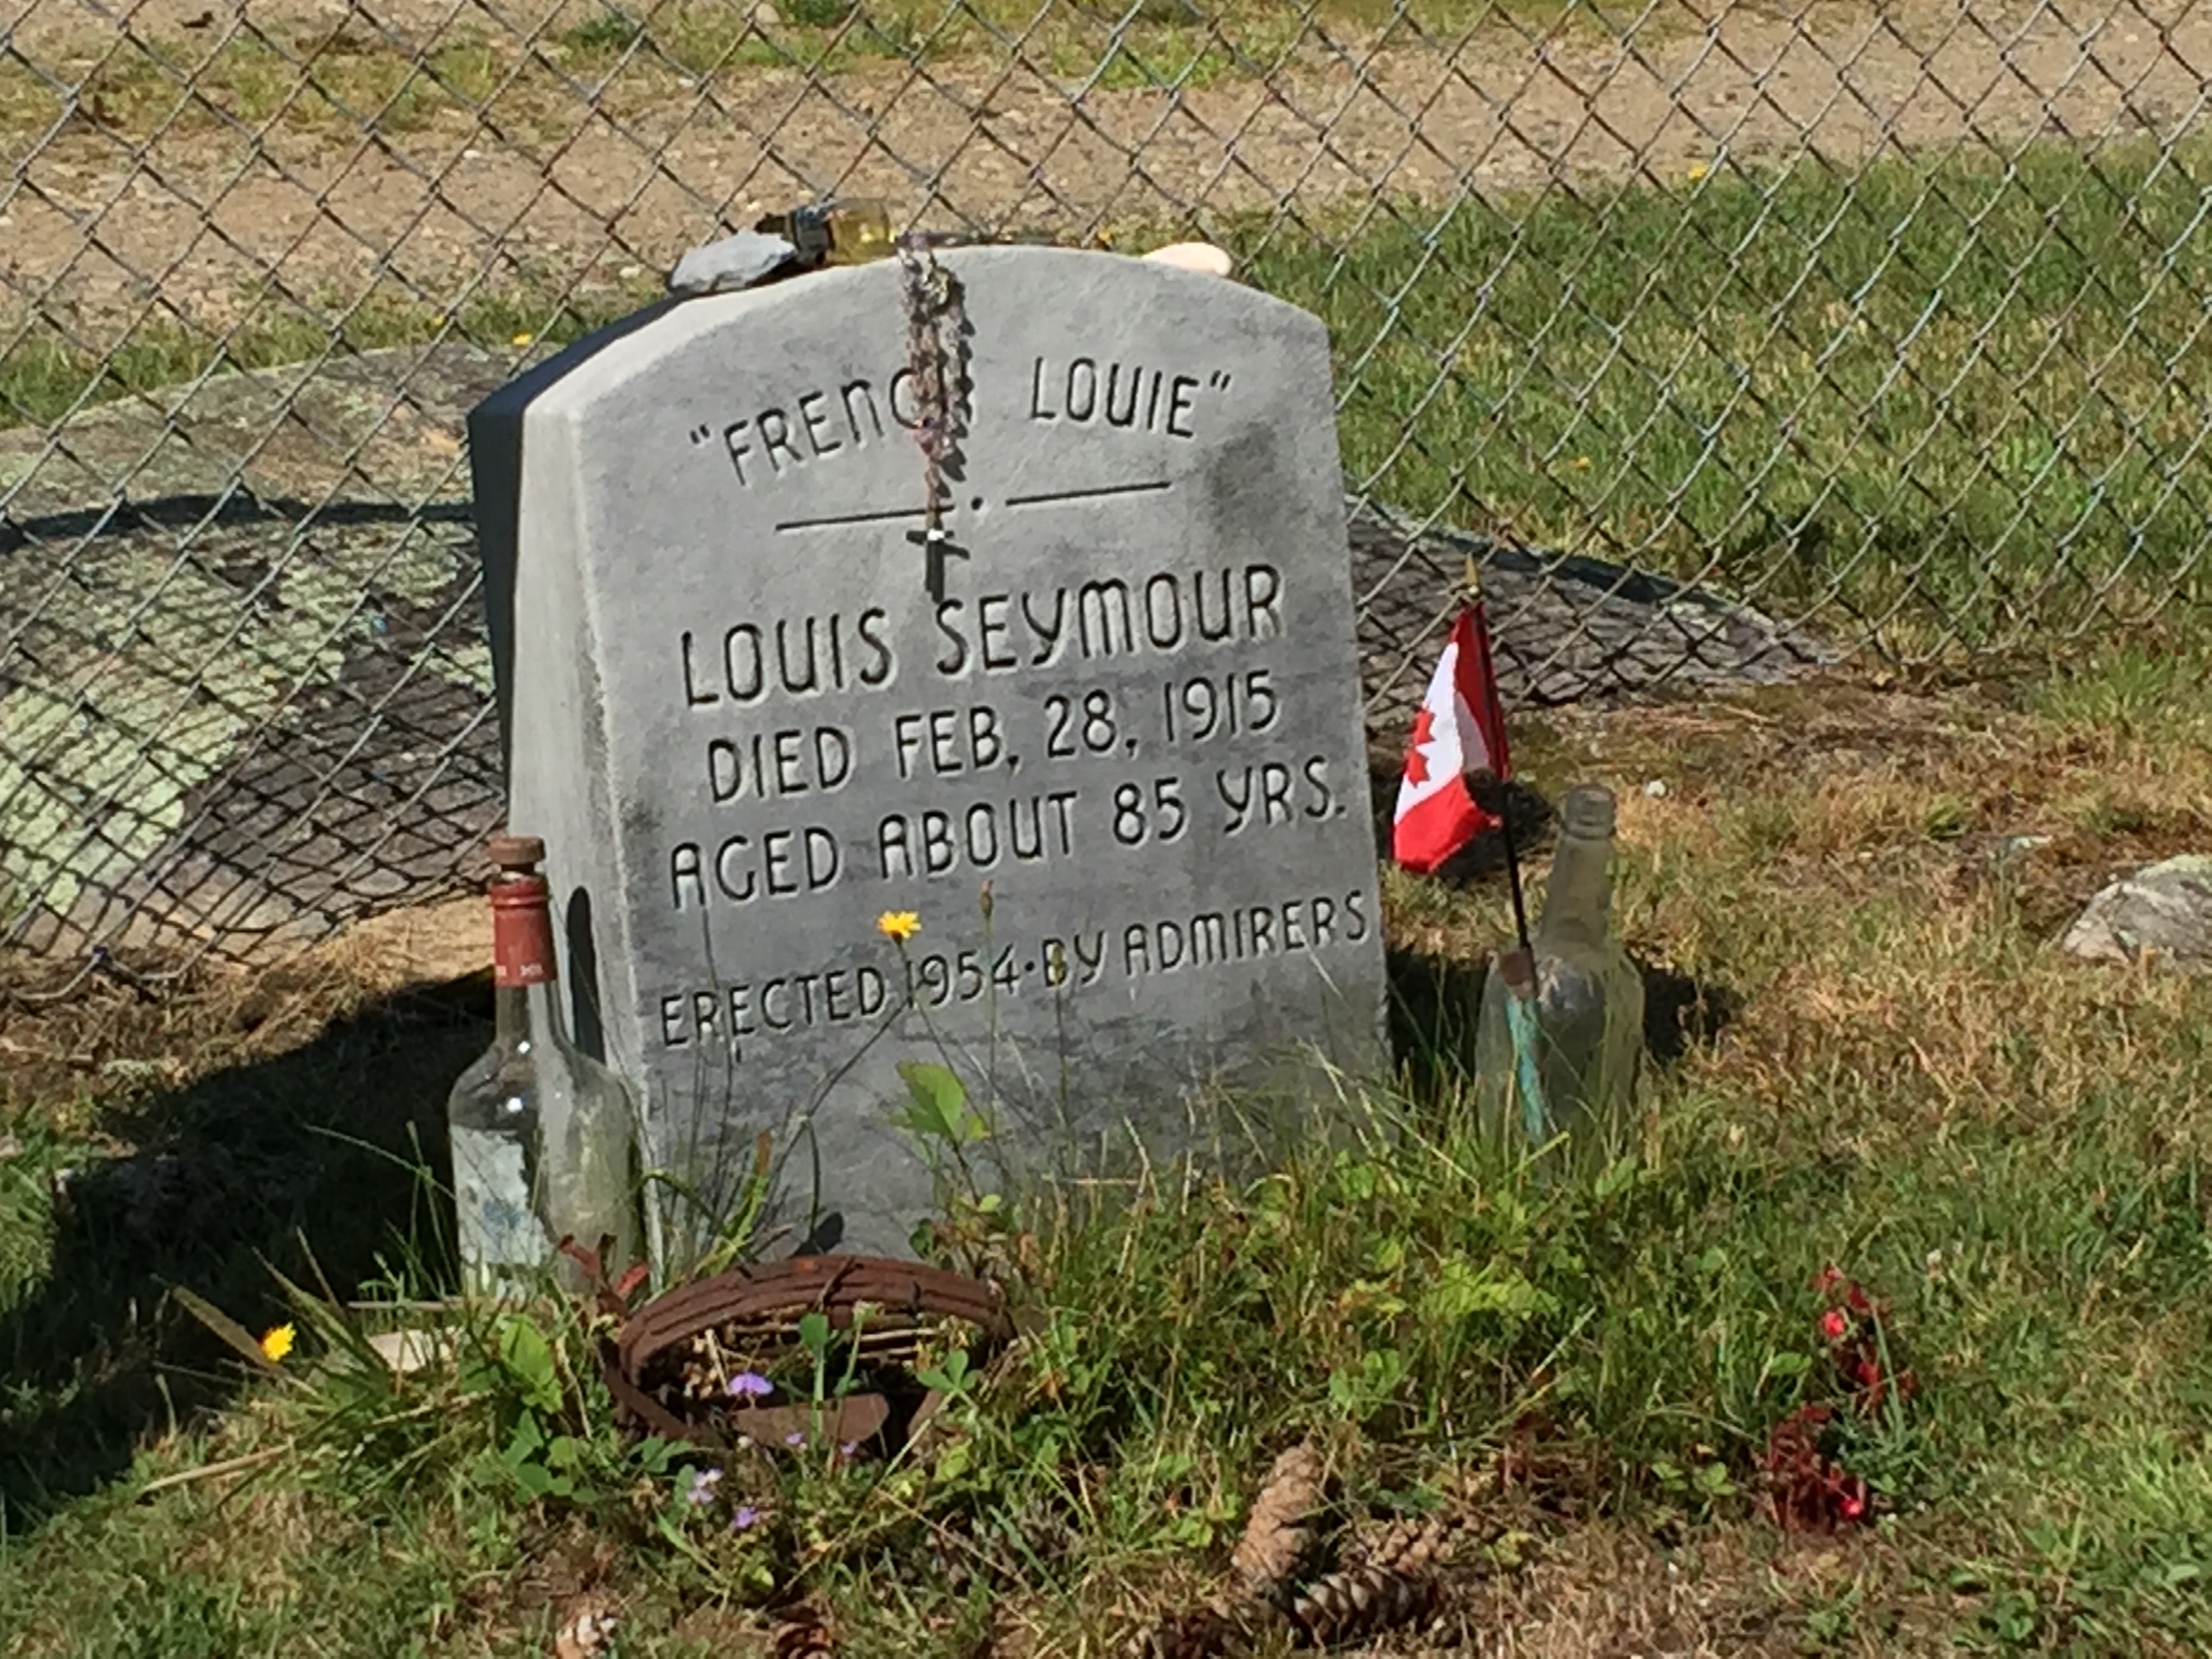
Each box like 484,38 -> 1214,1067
906,520 -> 966,605
897,233 -> 970,603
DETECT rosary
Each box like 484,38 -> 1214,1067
895,232 -> 970,602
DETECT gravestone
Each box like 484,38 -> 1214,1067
470,245 -> 1387,1263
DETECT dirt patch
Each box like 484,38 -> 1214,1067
1431,1525 -> 1876,1656
1006,1515 -> 1961,1656
3,1 -> 2206,341
0,884 -> 483,1108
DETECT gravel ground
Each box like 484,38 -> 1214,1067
1,1 -> 2203,340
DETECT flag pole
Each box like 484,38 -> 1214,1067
1467,556 -> 1531,954
1496,745 -> 1532,956
1465,556 -> 1549,1152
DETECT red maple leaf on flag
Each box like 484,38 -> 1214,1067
1404,706 -> 1435,785
1393,607 -> 1509,874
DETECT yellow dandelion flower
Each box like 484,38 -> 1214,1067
511,331 -> 535,348
1685,161 -> 1710,184
876,910 -> 920,943
259,1323 -> 297,1364
1569,455 -> 1592,471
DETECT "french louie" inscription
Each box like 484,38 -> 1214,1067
691,356 -> 1234,491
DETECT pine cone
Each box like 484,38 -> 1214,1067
773,1605 -> 837,1659
1136,1443 -> 1460,1658
1229,1440 -> 1325,1595
1288,1564 -> 1439,1647
1130,1606 -> 1238,1659
1345,1512 -> 1458,1577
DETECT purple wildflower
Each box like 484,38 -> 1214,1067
732,1504 -> 761,1532
682,1467 -> 721,1506
726,1370 -> 773,1400
784,1430 -> 806,1448
838,1441 -> 858,1458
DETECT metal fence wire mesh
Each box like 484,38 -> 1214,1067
3,0 -> 2209,981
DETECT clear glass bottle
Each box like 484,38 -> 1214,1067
446,834 -> 640,1296
1473,785 -> 1645,1174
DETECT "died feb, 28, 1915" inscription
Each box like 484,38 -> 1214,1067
472,245 -> 1388,1264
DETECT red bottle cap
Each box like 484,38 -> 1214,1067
491,876 -> 557,987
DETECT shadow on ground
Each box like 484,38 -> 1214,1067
0,971 -> 489,1534
1374,771 -> 1740,1089
0,836 -> 1740,1533
1389,883 -> 1742,1106
1389,947 -> 1741,1100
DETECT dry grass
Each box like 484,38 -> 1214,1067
1,644 -> 2209,1653
0,893 -> 483,1118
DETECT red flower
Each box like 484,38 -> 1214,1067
1820,1309 -> 1849,1341
1841,1492 -> 1865,1520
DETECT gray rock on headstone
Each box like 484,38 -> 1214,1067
470,246 -> 1390,1263
2062,854 -> 2212,972
666,229 -> 798,298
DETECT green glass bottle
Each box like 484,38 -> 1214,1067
1473,785 -> 1645,1174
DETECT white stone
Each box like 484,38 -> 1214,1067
2062,854 -> 2212,971
368,1328 -> 451,1376
472,247 -> 1389,1261
1142,241 -> 1234,279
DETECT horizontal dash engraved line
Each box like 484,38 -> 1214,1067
775,506 -> 933,532
1004,480 -> 1172,508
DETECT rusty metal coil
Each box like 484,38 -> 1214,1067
600,1254 -> 1017,1454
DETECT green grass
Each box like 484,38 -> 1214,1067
1235,136 -> 2212,654
0,283 -> 656,430
0,964 -> 487,1530
1,644 -> 2209,1653
9,138 -> 2210,657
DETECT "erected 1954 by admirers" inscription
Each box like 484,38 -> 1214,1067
471,245 -> 1387,1263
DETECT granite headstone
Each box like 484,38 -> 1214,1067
470,245 -> 1388,1262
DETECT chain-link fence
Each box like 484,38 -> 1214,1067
3,0 -> 2208,983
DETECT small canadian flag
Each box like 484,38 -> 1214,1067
1391,605 -> 1511,874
